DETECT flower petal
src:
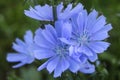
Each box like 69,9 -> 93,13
24,5 -> 53,21
86,10 -> 98,30
57,3 -> 63,17
90,31 -> 109,41
59,38 -> 73,45
69,46 -> 74,56
61,22 -> 72,39
24,8 -> 41,20
54,62 -> 62,77
91,15 -> 106,33
34,28 -> 54,48
58,3 -> 83,20
34,50 -> 55,60
67,57 -> 80,73
87,41 -> 110,53
22,56 -> 34,64
37,61 -> 49,71
15,38 -> 26,47
94,24 -> 112,34
67,3 -> 83,19
7,53 -> 27,62
88,52 -> 98,62
79,54 -> 87,63
80,62 -> 95,74
47,56 -> 60,73
12,43 -> 27,54
55,21 -> 62,37
24,30 -> 33,44
45,24 -> 57,39
54,56 -> 69,78
71,10 -> 87,34
42,28 -> 57,45
60,56 -> 69,72
77,45 -> 93,56
77,10 -> 87,33
57,3 -> 72,20
12,62 -> 26,68
35,5 -> 53,20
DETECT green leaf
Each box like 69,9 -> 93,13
20,67 -> 41,80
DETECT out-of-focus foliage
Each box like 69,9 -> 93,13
0,0 -> 120,80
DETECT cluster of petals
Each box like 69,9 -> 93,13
24,3 -> 83,21
7,31 -> 35,68
7,2 -> 112,78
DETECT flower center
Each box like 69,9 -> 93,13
55,45 -> 68,56
78,34 -> 88,45
72,30 -> 89,46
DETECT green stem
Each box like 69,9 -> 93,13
53,5 -> 57,22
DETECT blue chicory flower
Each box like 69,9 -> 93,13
24,3 -> 83,21
60,9 -> 112,62
34,21 -> 90,77
6,30 -> 35,68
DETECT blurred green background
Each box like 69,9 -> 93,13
0,0 -> 120,80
